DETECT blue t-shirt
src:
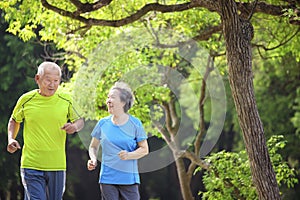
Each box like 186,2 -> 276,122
91,115 -> 147,185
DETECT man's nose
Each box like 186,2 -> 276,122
49,81 -> 54,87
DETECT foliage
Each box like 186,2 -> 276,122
291,88 -> 300,135
252,52 -> 300,186
251,11 -> 300,61
0,17 -> 42,198
198,135 -> 298,200
72,27 -> 193,137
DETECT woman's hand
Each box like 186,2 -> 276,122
87,159 -> 97,171
118,150 -> 129,160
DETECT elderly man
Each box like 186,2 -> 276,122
7,61 -> 84,200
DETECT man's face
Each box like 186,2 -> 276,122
35,68 -> 61,97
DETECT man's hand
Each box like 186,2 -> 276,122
61,122 -> 77,134
7,139 -> 21,153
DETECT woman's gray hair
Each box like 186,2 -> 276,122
111,82 -> 135,113
37,61 -> 62,77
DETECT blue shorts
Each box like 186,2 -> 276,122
100,184 -> 140,200
21,168 -> 66,200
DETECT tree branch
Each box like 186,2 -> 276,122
179,150 -> 210,170
247,0 -> 258,20
187,162 -> 198,181
153,120 -> 172,144
237,1 -> 289,17
67,25 -> 92,35
169,97 -> 180,133
192,25 -> 223,41
253,27 -> 300,51
162,101 -> 172,134
161,97 -> 179,136
41,0 -> 200,27
145,19 -> 222,49
70,0 -> 112,15
41,0 -> 300,29
194,55 -> 214,156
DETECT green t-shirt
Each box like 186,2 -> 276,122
12,89 -> 82,170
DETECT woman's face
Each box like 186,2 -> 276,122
106,89 -> 125,115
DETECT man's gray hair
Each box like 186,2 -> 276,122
37,61 -> 62,77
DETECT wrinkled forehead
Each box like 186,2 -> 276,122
44,68 -> 61,75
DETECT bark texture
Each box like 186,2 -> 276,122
219,0 -> 281,199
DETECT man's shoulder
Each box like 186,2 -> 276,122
18,89 -> 38,102
56,91 -> 73,102
22,89 -> 38,96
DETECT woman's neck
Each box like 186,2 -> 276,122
112,113 -> 129,125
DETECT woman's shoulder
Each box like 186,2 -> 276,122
98,115 -> 112,126
128,115 -> 142,126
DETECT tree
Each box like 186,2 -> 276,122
219,1 -> 279,199
1,0 -> 299,199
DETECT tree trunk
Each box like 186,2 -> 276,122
159,99 -> 195,200
219,0 -> 281,199
174,156 -> 194,200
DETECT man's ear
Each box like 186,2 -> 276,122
34,74 -> 39,83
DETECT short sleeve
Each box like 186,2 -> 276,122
91,120 -> 103,140
11,94 -> 27,123
68,98 -> 83,123
133,117 -> 147,142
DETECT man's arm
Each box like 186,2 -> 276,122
73,118 -> 85,132
61,118 -> 85,134
7,118 -> 21,153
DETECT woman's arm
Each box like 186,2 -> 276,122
118,139 -> 149,160
87,137 -> 100,171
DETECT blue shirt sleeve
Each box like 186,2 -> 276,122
91,120 -> 103,140
130,116 -> 148,142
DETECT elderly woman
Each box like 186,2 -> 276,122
87,82 -> 149,200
